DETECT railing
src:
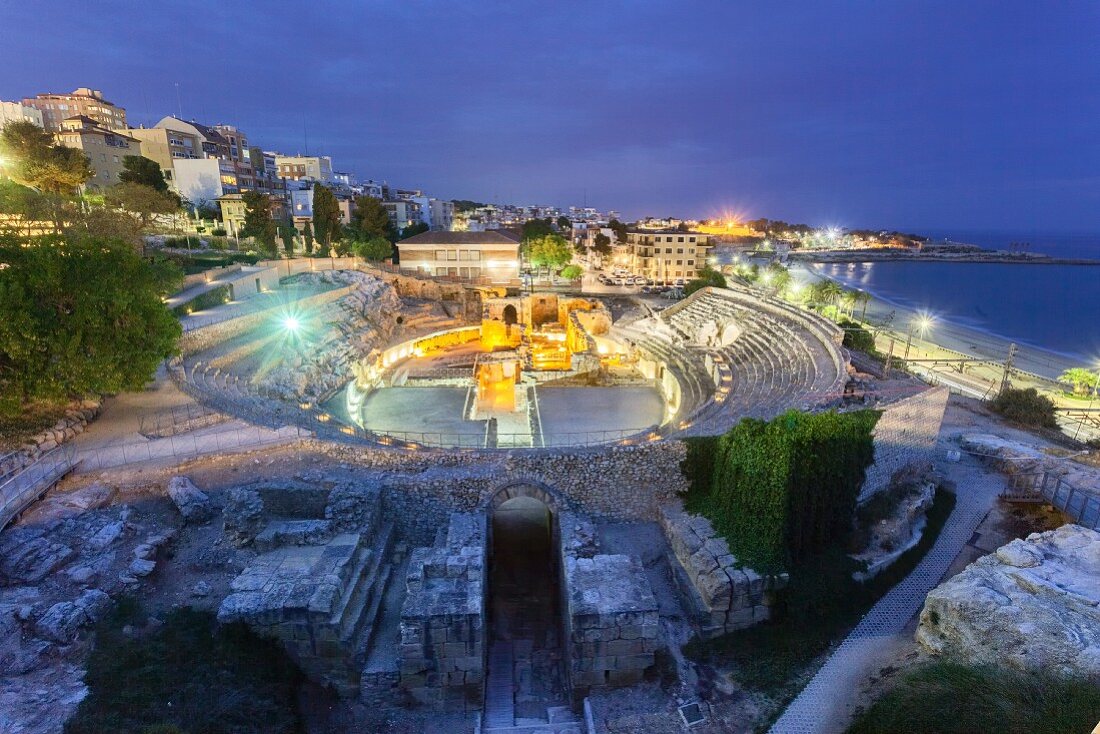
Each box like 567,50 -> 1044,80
0,443 -> 77,530
1005,471 -> 1100,531
139,403 -> 228,438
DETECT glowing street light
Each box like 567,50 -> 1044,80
282,316 -> 300,332
904,313 -> 935,361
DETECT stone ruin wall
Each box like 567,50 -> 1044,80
558,513 -> 660,700
859,386 -> 950,502
313,440 -> 689,545
397,513 -> 486,712
659,500 -> 788,638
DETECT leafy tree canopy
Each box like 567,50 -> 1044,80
349,195 -> 392,241
311,185 -> 342,250
556,215 -> 571,230
452,200 -> 486,213
684,265 -> 727,296
523,233 -> 573,270
105,182 -> 180,230
522,217 -> 554,241
560,264 -> 583,280
118,155 -> 169,193
0,121 -> 92,195
592,232 -> 612,255
0,234 -> 181,413
240,191 -> 277,256
399,221 -> 429,240
353,236 -> 393,262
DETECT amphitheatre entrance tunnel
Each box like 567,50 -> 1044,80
485,483 -> 568,720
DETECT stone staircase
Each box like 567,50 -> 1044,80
482,641 -> 583,734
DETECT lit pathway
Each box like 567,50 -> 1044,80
768,450 -> 1006,734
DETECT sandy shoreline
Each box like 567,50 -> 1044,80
791,263 -> 1077,381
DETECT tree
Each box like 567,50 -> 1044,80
302,221 -> 314,256
592,232 -> 612,256
523,233 -> 572,273
0,234 -> 181,413
684,266 -> 727,296
556,215 -> 571,231
105,182 -> 181,232
0,121 -> 92,195
349,195 -> 392,241
607,218 -> 628,243
279,221 -> 296,257
353,236 -> 393,262
560,264 -> 583,281
1060,368 -> 1098,396
399,221 -> 429,239
988,387 -> 1058,429
311,185 -> 342,254
240,191 -> 278,257
118,156 -> 169,193
522,218 -> 554,241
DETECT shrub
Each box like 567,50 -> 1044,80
211,227 -> 227,236
847,661 -> 1100,734
839,318 -> 877,355
684,266 -> 727,296
66,604 -> 303,734
988,387 -> 1058,428
683,409 -> 880,571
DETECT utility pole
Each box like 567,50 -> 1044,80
884,337 -> 895,375
174,82 -> 183,118
999,342 -> 1017,395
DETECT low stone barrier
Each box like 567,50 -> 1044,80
659,500 -> 787,638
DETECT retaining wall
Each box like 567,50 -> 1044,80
859,386 -> 950,501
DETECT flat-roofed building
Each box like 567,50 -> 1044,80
397,230 -> 521,284
625,230 -> 713,282
55,115 -> 140,191
275,154 -> 334,183
24,88 -> 126,132
0,100 -> 44,128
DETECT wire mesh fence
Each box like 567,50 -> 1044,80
0,443 -> 77,530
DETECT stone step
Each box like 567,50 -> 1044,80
351,562 -> 394,666
331,523 -> 394,642
484,641 -> 515,728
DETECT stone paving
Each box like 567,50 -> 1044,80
768,450 -> 1007,734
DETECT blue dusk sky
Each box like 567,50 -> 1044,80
2,1 -> 1098,231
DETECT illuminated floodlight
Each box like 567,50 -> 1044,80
283,316 -> 300,332
915,313 -> 935,334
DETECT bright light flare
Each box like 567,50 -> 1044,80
283,316 -> 300,332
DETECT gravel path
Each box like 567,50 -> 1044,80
768,448 -> 1006,734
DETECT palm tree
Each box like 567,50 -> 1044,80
857,290 -> 872,323
1060,368 -> 1098,396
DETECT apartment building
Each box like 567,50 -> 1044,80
24,88 -> 126,132
625,230 -> 713,282
397,230 -> 521,283
382,199 -> 422,231
55,116 -> 140,191
0,100 -> 44,128
275,155 -> 334,183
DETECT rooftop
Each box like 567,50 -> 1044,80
398,230 -> 521,246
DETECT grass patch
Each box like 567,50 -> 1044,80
66,599 -> 304,734
847,661 -> 1100,734
684,486 -> 956,697
0,399 -> 69,449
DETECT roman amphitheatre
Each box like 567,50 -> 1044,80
5,260 -> 1008,734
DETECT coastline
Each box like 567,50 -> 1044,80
792,262 -> 1080,382
787,250 -> 1100,266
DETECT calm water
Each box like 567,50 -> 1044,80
817,243 -> 1100,361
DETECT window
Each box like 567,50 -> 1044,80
448,250 -> 458,261
435,249 -> 447,260
687,259 -> 694,266
665,247 -> 672,254
469,250 -> 481,261
676,260 -> 683,265
677,236 -> 684,243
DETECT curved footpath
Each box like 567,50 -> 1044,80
768,447 -> 1007,734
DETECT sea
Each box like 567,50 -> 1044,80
813,230 -> 1100,362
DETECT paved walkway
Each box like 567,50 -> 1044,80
768,450 -> 1007,734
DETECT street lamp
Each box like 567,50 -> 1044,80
903,314 -> 934,361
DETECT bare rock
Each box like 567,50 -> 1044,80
128,558 -> 156,577
0,533 -> 75,584
191,580 -> 211,597
35,589 -> 110,643
167,475 -> 214,523
223,487 -> 264,546
917,524 -> 1100,679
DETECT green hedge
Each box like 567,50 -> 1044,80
684,409 -> 880,572
172,284 -> 231,317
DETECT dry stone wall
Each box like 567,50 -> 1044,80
311,440 -> 689,544
859,386 -> 949,501
659,500 -> 787,637
398,513 -> 486,712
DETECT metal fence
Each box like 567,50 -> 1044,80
75,423 -> 308,472
0,443 -> 77,530
1006,471 -> 1100,531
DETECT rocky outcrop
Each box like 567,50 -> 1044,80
223,487 -> 264,546
34,589 -> 111,643
960,433 -> 1100,490
167,476 -> 214,524
916,524 -> 1100,679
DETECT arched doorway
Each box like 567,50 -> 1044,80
485,483 -> 568,725
502,303 -> 518,326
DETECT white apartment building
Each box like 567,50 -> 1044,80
0,101 -> 44,128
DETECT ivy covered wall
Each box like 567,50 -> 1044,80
683,409 -> 880,572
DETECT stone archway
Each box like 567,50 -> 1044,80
502,304 -> 518,326
484,480 -> 569,724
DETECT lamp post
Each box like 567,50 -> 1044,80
903,315 -> 933,362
